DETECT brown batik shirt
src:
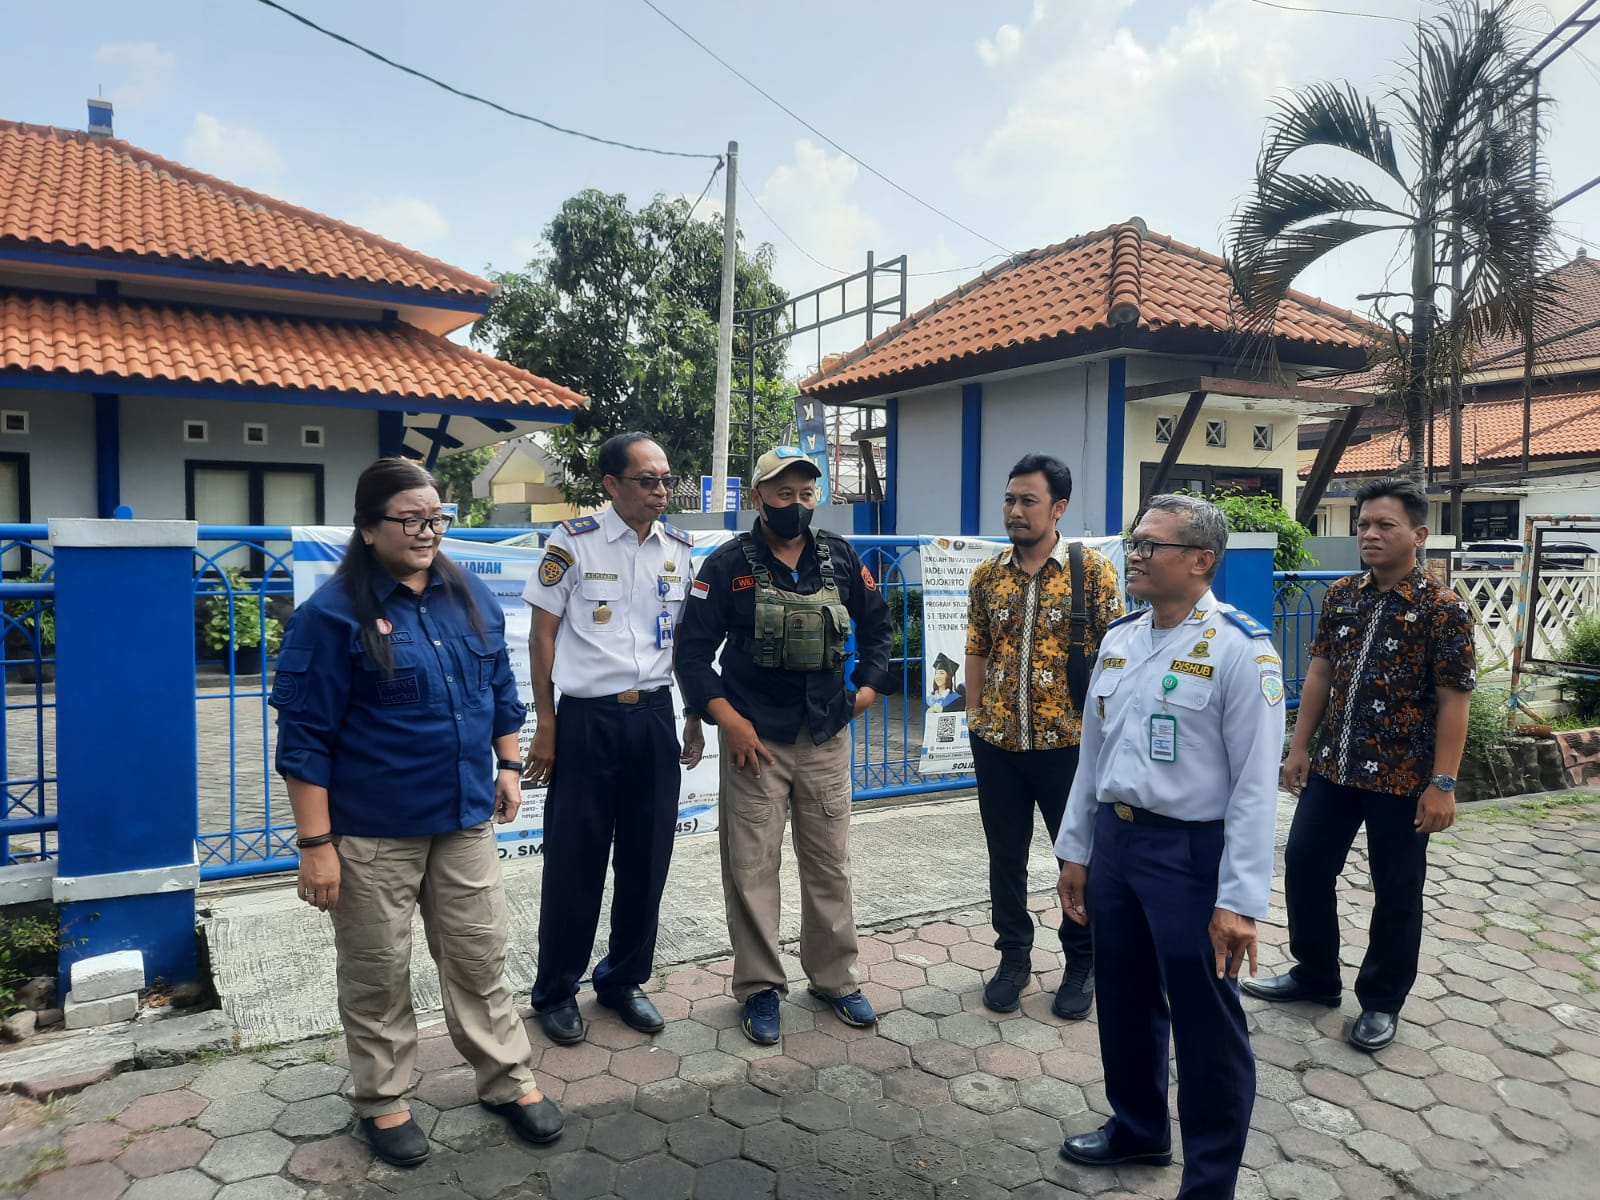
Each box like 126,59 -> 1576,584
1308,565 -> 1476,797
965,536 -> 1122,752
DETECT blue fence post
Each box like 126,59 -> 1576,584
49,518 -> 200,991
1215,532 -> 1278,626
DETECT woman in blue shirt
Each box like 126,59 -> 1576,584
271,458 -> 561,1167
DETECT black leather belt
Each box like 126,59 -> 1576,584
570,686 -> 671,706
1110,802 -> 1218,829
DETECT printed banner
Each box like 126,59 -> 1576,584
918,535 -> 1126,775
290,526 -> 733,857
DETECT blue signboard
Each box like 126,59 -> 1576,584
700,475 -> 742,512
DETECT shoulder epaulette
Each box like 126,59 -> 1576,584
560,515 -> 599,536
660,521 -> 694,547
1108,609 -> 1145,630
1224,609 -> 1272,638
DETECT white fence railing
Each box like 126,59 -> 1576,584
1451,563 -> 1600,676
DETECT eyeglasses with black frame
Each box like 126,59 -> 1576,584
380,514 -> 454,536
1122,537 -> 1205,560
615,474 -> 680,493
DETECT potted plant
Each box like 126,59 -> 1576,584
201,567 -> 283,676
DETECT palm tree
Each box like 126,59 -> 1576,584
1228,0 -> 1555,488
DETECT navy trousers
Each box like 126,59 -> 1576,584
1089,804 -> 1253,1200
1284,772 -> 1430,1014
530,691 -> 680,1010
970,735 -> 1093,965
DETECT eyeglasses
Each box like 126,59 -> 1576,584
1123,537 -> 1204,560
381,514 -> 453,536
617,474 -> 680,492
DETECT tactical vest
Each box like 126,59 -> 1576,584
731,533 -> 852,672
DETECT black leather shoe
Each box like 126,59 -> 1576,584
1059,1127 -> 1172,1168
1350,1009 -> 1398,1052
983,958 -> 1031,1014
1239,972 -> 1341,1007
537,997 -> 585,1045
360,1116 -> 430,1167
483,1095 -> 564,1145
597,986 -> 665,1034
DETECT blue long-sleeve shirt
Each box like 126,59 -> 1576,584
270,567 -> 527,837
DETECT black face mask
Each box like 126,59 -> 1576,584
762,500 -> 813,540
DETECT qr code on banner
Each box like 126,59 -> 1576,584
936,714 -> 959,744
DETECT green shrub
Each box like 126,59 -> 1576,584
1559,608 -> 1600,719
1207,488 -> 1318,573
201,568 -> 283,654
3,563 -> 54,652
0,910 -> 67,1017
1464,685 -> 1511,761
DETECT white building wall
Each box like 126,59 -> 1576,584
0,389 -> 98,520
978,363 -> 1105,537
891,385 -> 963,535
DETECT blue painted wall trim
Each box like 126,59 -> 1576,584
377,411 -> 407,459
0,246 -> 489,315
93,393 -> 120,518
0,371 -> 576,425
960,384 -> 982,535
1105,357 -> 1127,534
883,398 -> 899,536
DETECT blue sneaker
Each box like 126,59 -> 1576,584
809,986 -> 877,1028
742,988 -> 781,1045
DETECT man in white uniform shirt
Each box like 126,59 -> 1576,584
1054,494 -> 1283,1200
522,432 -> 703,1046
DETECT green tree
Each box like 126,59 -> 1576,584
1227,0 -> 1554,487
431,446 -> 494,528
472,189 -> 794,506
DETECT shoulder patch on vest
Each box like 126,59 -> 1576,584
860,564 -> 878,592
560,515 -> 600,535
660,521 -> 694,547
1224,609 -> 1272,638
1108,609 -> 1145,630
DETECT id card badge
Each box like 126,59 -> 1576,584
656,611 -> 674,648
1149,713 -> 1177,762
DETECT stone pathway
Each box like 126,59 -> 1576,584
2,796 -> 1599,1199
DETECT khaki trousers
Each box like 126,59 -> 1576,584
719,732 -> 860,1002
330,821 -> 538,1118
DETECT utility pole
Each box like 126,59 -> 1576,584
710,141 -> 738,516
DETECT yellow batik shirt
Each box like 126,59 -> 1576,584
964,537 -> 1123,752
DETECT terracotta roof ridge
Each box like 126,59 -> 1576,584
800,222 -> 1129,390
0,118 -> 493,298
1107,218 -> 1146,326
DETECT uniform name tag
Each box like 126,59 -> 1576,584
1150,713 -> 1177,762
584,571 -> 619,581
1169,659 -> 1215,679
1101,657 -> 1127,669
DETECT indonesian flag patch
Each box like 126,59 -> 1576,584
691,579 -> 711,600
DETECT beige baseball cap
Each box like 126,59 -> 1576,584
749,446 -> 822,490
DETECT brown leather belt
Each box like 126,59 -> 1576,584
574,686 -> 670,706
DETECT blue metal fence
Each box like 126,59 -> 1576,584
0,530 -> 55,866
1272,570 -> 1343,708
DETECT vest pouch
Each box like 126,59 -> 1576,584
751,594 -> 787,668
782,607 -> 828,671
823,603 -> 852,669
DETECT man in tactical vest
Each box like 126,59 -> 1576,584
676,447 -> 893,1045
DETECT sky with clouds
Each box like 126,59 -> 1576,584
4,0 -> 1600,379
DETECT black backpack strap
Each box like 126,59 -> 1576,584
739,532 -> 775,590
1067,541 -> 1090,711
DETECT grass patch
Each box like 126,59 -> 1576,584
1458,792 -> 1598,825
21,1144 -> 65,1186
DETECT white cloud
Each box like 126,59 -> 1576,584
184,113 -> 284,187
756,140 -> 881,295
93,42 -> 175,108
345,196 -> 451,250
977,23 -> 1025,67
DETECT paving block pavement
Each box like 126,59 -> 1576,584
1,795 -> 1598,1198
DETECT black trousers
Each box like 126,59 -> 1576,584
1284,772 -> 1430,1014
531,691 -> 680,1010
970,734 -> 1092,964
1091,806 -> 1251,1200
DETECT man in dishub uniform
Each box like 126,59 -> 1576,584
676,446 -> 892,1046
523,432 -> 704,1046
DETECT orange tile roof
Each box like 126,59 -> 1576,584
1320,389 -> 1600,476
0,120 -> 491,299
0,290 -> 585,413
802,219 -> 1377,396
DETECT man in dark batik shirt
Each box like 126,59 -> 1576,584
1244,478 -> 1475,1053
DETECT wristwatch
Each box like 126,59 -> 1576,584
496,758 -> 524,773
1430,774 -> 1457,792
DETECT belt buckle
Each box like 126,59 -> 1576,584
617,689 -> 641,704
1113,802 -> 1134,823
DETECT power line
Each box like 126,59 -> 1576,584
638,0 -> 1014,255
252,0 -> 721,161
641,160 -> 726,290
1244,0 -> 1413,23
736,178 -> 845,275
